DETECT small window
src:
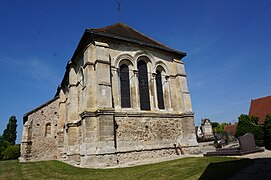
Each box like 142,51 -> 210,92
45,123 -> 51,137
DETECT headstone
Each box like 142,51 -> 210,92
238,133 -> 256,151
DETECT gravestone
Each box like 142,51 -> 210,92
204,132 -> 264,156
238,133 -> 256,151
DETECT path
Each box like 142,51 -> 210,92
228,149 -> 271,180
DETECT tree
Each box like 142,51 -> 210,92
2,116 -> 17,145
211,122 -> 219,129
0,135 -> 12,160
212,122 -> 230,134
264,114 -> 271,150
3,144 -> 20,160
236,114 -> 264,146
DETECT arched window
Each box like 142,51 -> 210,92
138,60 -> 150,110
45,123 -> 51,137
120,64 -> 131,108
156,70 -> 165,109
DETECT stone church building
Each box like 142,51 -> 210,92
20,23 -> 199,167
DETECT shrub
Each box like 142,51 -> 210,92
3,144 -> 20,160
0,137 -> 12,160
236,114 -> 264,146
254,125 -> 264,146
264,114 -> 271,150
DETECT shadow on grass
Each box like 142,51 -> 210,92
199,158 -> 253,180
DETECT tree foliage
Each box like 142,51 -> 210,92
2,116 -> 17,145
0,136 -> 12,160
264,114 -> 271,150
236,114 -> 264,146
3,144 -> 20,160
0,116 -> 19,160
212,122 -> 231,134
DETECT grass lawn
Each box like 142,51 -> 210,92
0,157 -> 252,180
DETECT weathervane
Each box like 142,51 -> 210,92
117,0 -> 120,16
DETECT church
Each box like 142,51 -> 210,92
20,23 -> 199,168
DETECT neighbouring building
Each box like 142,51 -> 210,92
224,124 -> 237,136
195,126 -> 203,139
196,119 -> 214,141
249,96 -> 271,124
20,23 -> 199,168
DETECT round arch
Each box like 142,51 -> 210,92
115,53 -> 135,68
154,61 -> 169,74
134,51 -> 155,73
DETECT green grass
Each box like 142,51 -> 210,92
0,157 -> 252,180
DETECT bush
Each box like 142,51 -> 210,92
254,125 -> 264,146
3,144 -> 20,160
236,114 -> 264,146
0,137 -> 12,160
264,114 -> 271,150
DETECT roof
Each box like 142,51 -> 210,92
249,95 -> 271,124
201,118 -> 211,125
224,124 -> 237,135
86,23 -> 186,58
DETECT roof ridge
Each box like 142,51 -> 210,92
251,95 -> 271,101
117,23 -> 171,49
88,22 -> 179,54
88,22 -> 124,32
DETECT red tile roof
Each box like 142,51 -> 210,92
224,124 -> 237,135
249,96 -> 271,124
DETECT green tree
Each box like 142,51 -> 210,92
3,144 -> 20,160
2,116 -> 17,145
264,114 -> 271,150
0,136 -> 12,160
236,114 -> 264,146
212,122 -> 231,134
211,122 -> 219,129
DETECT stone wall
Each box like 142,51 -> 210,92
21,97 -> 60,161
115,116 -> 183,152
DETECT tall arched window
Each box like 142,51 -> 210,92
156,70 -> 165,109
120,64 -> 131,108
138,60 -> 150,110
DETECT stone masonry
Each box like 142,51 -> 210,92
20,23 -> 200,168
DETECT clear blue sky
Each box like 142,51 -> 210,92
1,0 -> 271,144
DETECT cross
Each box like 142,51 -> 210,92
117,0 -> 120,15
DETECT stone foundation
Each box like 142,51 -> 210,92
74,147 -> 199,168
64,111 -> 200,168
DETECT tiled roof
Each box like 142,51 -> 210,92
249,96 -> 271,124
224,124 -> 237,135
87,23 -> 186,57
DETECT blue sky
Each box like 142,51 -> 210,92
1,0 -> 271,143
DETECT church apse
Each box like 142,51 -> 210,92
20,23 -> 200,168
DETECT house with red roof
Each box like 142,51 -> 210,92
224,124 -> 237,136
249,96 -> 271,124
